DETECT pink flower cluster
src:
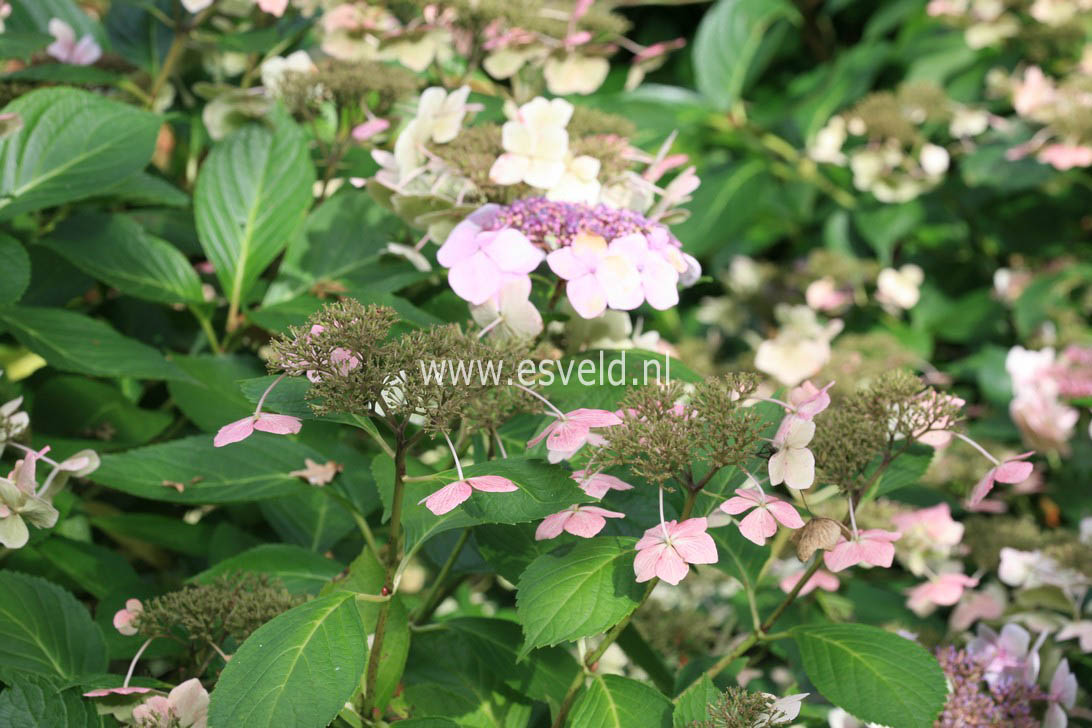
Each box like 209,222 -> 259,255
436,198 -> 700,319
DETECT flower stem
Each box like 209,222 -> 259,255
254,373 -> 286,416
510,382 -> 566,419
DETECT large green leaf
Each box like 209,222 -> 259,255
692,0 -> 799,109
33,537 -> 142,599
0,672 -> 108,728
194,118 -> 314,317
0,88 -> 158,219
0,234 -> 30,304
207,592 -> 366,728
516,537 -> 644,658
569,674 -> 672,728
91,434 -> 336,504
41,213 -> 203,305
791,623 -> 947,728
192,544 -> 343,594
0,306 -> 182,380
0,571 -> 107,679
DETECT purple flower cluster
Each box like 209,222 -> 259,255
934,646 -> 1047,728
493,197 -> 665,248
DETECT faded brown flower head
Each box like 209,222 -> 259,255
793,517 -> 843,562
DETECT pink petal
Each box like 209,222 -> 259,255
565,274 -> 608,319
113,610 -> 137,636
437,221 -> 484,268
535,511 -> 572,540
640,257 -> 680,310
573,471 -> 632,498
719,496 -> 756,516
448,252 -> 503,305
671,517 -> 710,540
672,531 -> 718,565
579,506 -> 625,519
213,417 -> 255,447
823,541 -> 864,573
481,229 -> 544,274
633,543 -> 667,583
859,538 -> 896,568
352,118 -> 389,141
527,420 -> 557,448
546,420 -> 590,452
420,481 -> 473,515
253,414 -> 303,435
738,508 -> 777,545
968,470 -> 997,506
546,247 -> 591,280
635,525 -> 666,551
564,510 -> 607,537
654,547 -> 691,585
994,460 -> 1034,484
767,500 -> 805,529
467,476 -> 519,492
565,409 -> 623,427
84,687 -> 153,697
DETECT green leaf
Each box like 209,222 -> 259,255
105,0 -> 173,72
540,350 -> 703,411
868,444 -> 935,498
853,201 -> 924,264
265,189 -> 403,305
0,571 -> 107,679
692,0 -> 798,109
194,118 -> 314,316
89,513 -> 213,558
207,592 -> 366,728
791,623 -> 947,728
672,674 -> 720,727
569,674 -> 672,728
0,88 -> 159,220
322,550 -> 409,711
260,489 -> 356,552
404,628 -> 534,728
394,720 -> 460,728
0,234 -> 29,304
441,617 -> 580,709
167,354 -> 265,431
710,523 -> 767,594
31,375 -> 172,445
192,544 -> 343,594
516,537 -> 645,658
0,306 -> 183,380
33,537 -> 142,599
0,672 -> 108,728
0,31 -> 52,61
103,171 -> 189,208
91,434 -> 335,504
474,523 -> 548,583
